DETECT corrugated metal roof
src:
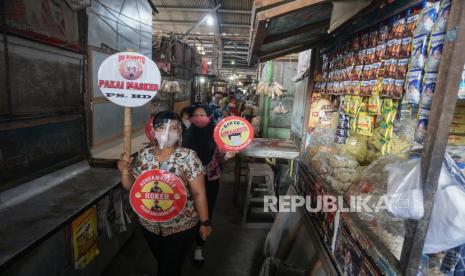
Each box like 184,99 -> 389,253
150,0 -> 210,8
220,0 -> 253,10
220,13 -> 251,25
151,0 -> 255,71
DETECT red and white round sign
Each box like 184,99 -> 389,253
97,52 -> 161,107
130,169 -> 187,222
214,116 -> 254,151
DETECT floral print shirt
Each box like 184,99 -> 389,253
131,146 -> 204,236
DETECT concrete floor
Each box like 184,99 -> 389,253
102,163 -> 269,276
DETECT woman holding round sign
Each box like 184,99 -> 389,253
183,104 -> 251,265
117,111 -> 212,276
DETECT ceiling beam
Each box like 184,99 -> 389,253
220,23 -> 250,28
155,7 -> 251,14
153,20 -> 250,29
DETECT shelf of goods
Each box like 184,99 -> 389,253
302,0 -> 465,275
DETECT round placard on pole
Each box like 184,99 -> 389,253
97,51 -> 161,107
130,169 -> 187,222
214,116 -> 254,152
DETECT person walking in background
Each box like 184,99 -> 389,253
180,106 -> 194,143
183,104 -> 236,265
117,111 -> 212,276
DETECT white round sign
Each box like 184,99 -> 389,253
97,52 -> 161,107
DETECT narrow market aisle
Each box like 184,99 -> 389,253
102,162 -> 268,276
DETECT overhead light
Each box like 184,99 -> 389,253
205,15 -> 214,26
231,60 -> 235,65
207,61 -> 212,65
229,75 -> 235,81
199,76 -> 205,83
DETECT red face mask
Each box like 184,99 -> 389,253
191,116 -> 211,128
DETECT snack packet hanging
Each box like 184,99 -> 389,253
376,42 -> 387,61
369,30 -> 379,47
356,49 -> 366,65
410,35 -> 429,70
384,58 -> 398,78
420,72 -> 438,109
357,112 -> 374,136
379,25 -> 389,43
405,69 -> 423,105
432,0 -> 451,35
425,32 -> 445,72
368,94 -> 382,115
351,36 -> 361,51
361,33 -> 370,49
389,17 -> 406,39
400,37 -> 413,58
414,2 -> 440,36
382,78 -> 395,98
397,58 -> 409,78
393,79 -> 405,100
387,39 -> 402,58
366,47 -> 376,63
405,13 -> 420,37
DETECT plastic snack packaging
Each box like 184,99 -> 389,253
432,0 -> 451,35
425,32 -> 445,72
379,25 -> 389,42
369,30 -> 379,47
361,33 -> 370,49
382,78 -> 394,98
384,58 -> 398,78
356,49 -> 366,65
370,62 -> 378,79
389,17 -> 406,39
419,72 -> 438,109
352,36 -> 361,51
365,47 -> 376,63
360,80 -> 370,97
393,79 -> 405,99
397,58 -> 409,78
414,118 -> 429,143
376,42 -> 387,61
405,69 -> 423,105
357,112 -> 374,136
414,2 -> 440,36
387,39 -> 402,58
362,64 -> 372,80
353,64 -> 364,80
400,36 -> 413,58
405,13 -> 420,36
410,35 -> 429,70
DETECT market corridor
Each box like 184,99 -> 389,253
102,162 -> 268,276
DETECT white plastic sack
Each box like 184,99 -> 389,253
423,159 -> 465,254
385,159 -> 424,220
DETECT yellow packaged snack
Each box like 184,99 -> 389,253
368,95 -> 382,115
357,112 -> 374,136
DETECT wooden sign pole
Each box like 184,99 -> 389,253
123,106 -> 132,162
123,48 -> 134,162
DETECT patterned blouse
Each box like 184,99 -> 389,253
131,146 -> 204,236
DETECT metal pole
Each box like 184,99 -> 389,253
401,0 -> 465,274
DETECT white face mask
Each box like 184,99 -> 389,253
155,131 -> 179,149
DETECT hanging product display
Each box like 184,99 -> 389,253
304,2 -> 464,273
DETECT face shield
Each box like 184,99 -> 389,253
153,119 -> 181,149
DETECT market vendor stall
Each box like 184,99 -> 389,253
250,0 -> 465,275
